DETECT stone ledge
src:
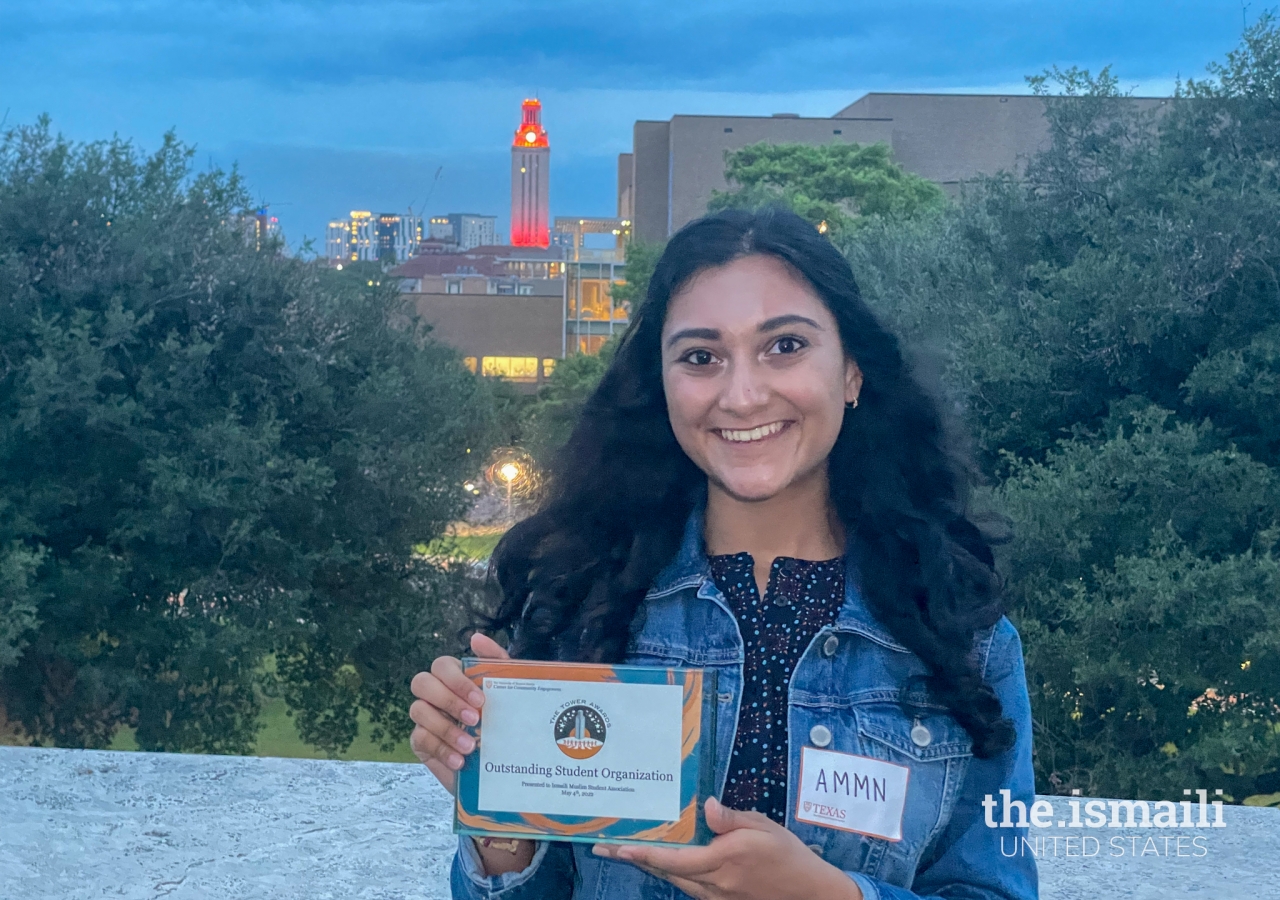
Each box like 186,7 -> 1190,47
1,747 -> 1276,899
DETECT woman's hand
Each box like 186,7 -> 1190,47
591,797 -> 862,900
408,632 -> 509,794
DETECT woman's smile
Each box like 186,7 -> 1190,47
714,420 -> 793,443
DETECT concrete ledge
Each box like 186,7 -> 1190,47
1,747 -> 1276,899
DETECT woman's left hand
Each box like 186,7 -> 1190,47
591,797 -> 863,900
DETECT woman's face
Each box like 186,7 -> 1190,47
660,253 -> 862,504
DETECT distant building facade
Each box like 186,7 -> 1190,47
621,93 -> 1170,242
446,213 -> 498,251
389,234 -> 630,390
325,210 -> 422,263
511,99 -> 550,248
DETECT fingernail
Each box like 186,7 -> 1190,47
460,708 -> 479,726
469,691 -> 485,707
457,735 -> 475,753
591,845 -> 610,857
448,753 -> 464,769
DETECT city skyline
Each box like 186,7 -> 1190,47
1,1 -> 1253,252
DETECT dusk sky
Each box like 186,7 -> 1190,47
2,1 -> 1255,252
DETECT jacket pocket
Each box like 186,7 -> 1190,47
847,704 -> 974,885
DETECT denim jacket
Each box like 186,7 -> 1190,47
451,499 -> 1039,900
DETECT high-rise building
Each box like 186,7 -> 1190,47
511,99 -> 550,248
325,211 -> 422,263
428,216 -> 454,241
446,213 -> 497,251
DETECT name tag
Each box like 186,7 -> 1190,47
795,746 -> 909,841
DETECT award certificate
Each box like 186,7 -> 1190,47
454,659 -> 716,846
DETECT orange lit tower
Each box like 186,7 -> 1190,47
511,99 -> 550,247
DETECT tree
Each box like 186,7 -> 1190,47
608,240 -> 664,316
0,119 -> 496,754
842,16 -> 1280,801
709,141 -> 946,237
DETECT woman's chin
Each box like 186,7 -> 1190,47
710,472 -> 791,504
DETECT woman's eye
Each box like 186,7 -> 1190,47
770,336 -> 807,355
681,349 -> 717,366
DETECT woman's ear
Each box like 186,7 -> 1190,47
844,358 -> 864,406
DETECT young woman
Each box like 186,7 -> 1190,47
410,208 -> 1039,900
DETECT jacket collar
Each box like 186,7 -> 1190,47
646,483 -> 909,653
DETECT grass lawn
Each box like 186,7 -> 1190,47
419,531 -> 503,561
108,695 -> 419,763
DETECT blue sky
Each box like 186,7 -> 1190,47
1,1 -> 1255,251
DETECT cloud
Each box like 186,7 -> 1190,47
3,0 -> 1246,92
0,0 -> 1252,249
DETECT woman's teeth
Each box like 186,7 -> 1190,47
717,421 -> 787,443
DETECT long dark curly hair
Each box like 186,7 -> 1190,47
487,207 -> 1015,758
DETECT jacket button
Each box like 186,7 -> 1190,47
911,721 -> 933,747
822,634 -> 840,657
809,724 -> 832,748
807,843 -> 824,856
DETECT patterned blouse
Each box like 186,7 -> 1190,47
707,552 -> 846,826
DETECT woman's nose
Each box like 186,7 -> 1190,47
717,359 -> 769,413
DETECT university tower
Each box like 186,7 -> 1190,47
510,99 -> 550,248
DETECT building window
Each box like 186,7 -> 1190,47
578,336 -> 609,355
462,356 -> 477,373
481,356 -> 539,381
496,283 -> 515,295
518,284 -> 533,295
446,280 -> 461,294
724,127 -> 733,133
833,129 -> 842,135
542,358 -> 556,378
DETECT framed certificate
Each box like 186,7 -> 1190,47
453,658 -> 718,846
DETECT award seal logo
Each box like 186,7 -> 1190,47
553,702 -> 608,759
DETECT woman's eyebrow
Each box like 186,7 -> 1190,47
664,316 -> 823,349
758,314 -> 822,332
664,326 -> 720,349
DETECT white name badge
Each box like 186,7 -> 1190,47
795,746 -> 910,841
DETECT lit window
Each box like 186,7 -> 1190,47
542,358 -> 556,378
482,356 -> 539,381
463,357 -> 477,373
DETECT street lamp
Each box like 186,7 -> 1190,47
484,449 -> 538,522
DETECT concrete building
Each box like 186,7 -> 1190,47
445,213 -> 498,251
622,92 -> 1170,242
390,245 -> 571,391
511,99 -> 551,248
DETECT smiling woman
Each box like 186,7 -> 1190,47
408,207 -> 1038,900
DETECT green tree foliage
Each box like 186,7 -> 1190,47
522,341 -> 616,467
709,142 -> 946,237
608,240 -> 664,316
0,120 -> 495,754
519,240 -> 661,468
843,15 -> 1280,800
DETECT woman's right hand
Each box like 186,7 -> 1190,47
409,631 -> 510,794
